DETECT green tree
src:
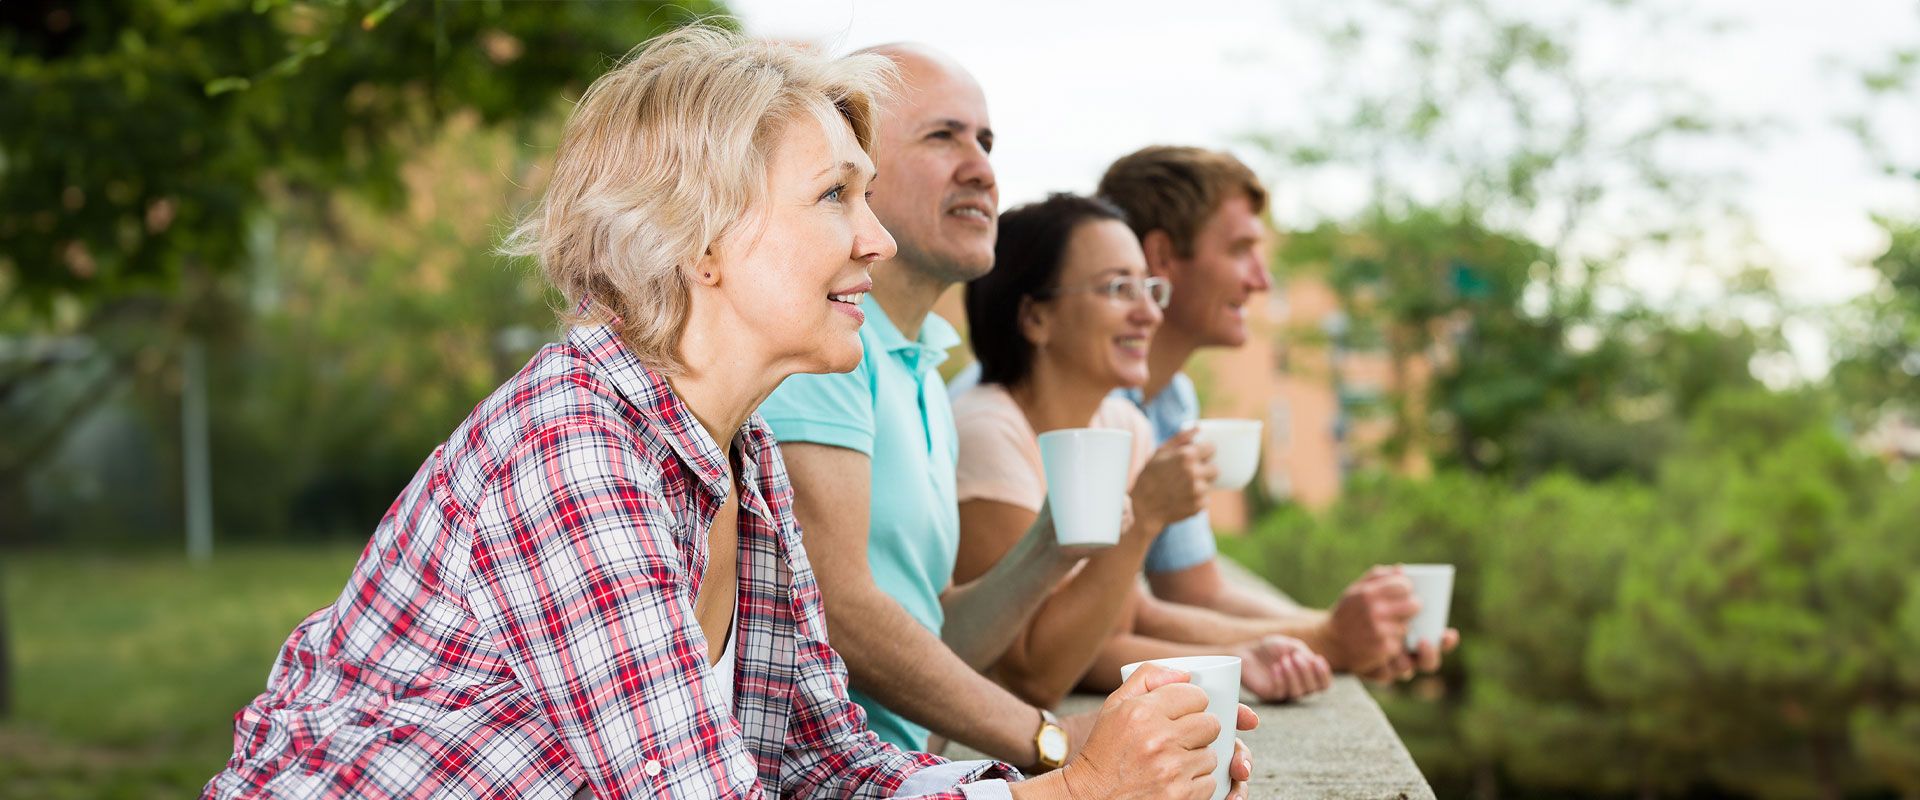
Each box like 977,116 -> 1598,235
1830,217 -> 1920,419
1835,471 -> 1920,793
1831,24 -> 1919,420
0,0 -> 718,526
1591,389 -> 1890,799
1255,0 -> 1772,477
211,113 -> 560,539
0,0 -> 716,719
1458,474 -> 1676,796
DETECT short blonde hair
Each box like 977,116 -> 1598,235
504,25 -> 893,373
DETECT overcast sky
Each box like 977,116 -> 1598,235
730,0 -> 1920,375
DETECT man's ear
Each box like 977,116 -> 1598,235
1141,229 -> 1179,279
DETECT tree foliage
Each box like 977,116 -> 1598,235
1255,0 -> 1782,481
0,0 -> 715,319
1232,387 -> 1920,798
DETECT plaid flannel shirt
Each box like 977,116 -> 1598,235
204,323 -> 1020,799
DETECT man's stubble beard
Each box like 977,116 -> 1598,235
892,234 -> 994,288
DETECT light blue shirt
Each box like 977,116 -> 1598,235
1117,373 -> 1218,574
757,296 -> 960,752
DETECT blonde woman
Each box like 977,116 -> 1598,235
203,27 -> 1254,800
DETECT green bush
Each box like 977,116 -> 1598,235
1236,387 -> 1920,797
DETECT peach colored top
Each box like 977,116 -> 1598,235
952,383 -> 1155,511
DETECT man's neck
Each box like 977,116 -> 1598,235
1143,325 -> 1201,402
870,256 -> 953,342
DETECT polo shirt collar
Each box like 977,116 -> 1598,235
862,295 -> 959,374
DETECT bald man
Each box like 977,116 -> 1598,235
756,45 -> 1093,770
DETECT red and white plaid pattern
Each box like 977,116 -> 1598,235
204,323 -> 1017,799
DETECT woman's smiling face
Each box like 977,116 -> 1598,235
705,108 -> 896,375
1026,218 -> 1163,390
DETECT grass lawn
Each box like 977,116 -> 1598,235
1,544 -> 365,799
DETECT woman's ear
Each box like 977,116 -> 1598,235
1018,295 -> 1050,349
689,244 -> 722,287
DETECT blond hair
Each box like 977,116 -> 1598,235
503,25 -> 893,373
1097,146 -> 1268,257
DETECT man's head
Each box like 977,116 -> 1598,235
1098,146 -> 1272,349
856,43 -> 997,285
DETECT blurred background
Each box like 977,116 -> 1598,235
2,0 -> 1917,797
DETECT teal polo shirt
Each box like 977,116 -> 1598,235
757,295 -> 960,751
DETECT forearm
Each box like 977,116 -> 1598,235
826,581 -> 1042,765
994,535 -> 1154,706
1133,590 -> 1318,646
1078,632 -> 1237,694
1209,579 -> 1310,619
942,522 -> 1077,669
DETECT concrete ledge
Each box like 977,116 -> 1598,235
946,560 -> 1436,799
1035,675 -> 1434,800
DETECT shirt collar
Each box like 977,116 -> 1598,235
1122,372 -> 1189,413
566,323 -> 738,502
861,295 -> 960,374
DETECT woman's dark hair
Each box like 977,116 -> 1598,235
965,192 -> 1128,387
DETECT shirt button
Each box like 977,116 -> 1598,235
644,760 -> 663,777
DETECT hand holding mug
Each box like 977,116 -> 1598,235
1129,428 -> 1216,535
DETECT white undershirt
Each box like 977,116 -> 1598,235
709,616 -> 737,711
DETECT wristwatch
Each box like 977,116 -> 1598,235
1033,708 -> 1068,770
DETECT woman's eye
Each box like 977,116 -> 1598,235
821,184 -> 846,203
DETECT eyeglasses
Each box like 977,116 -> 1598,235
1032,275 -> 1171,309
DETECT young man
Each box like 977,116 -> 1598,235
1096,146 -> 1461,682
756,44 -> 1093,769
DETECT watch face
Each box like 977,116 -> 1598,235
1039,726 -> 1068,760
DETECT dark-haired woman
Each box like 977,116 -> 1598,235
952,194 -> 1331,709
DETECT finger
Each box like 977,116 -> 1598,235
1301,654 -> 1329,695
1230,738 -> 1253,781
1144,681 -> 1212,718
1290,660 -> 1315,699
1163,427 -> 1200,447
1372,575 -> 1415,602
1193,439 -> 1217,459
1392,654 -> 1415,682
1443,628 -> 1461,652
1184,747 -> 1220,782
1170,707 -> 1223,750
1282,659 -> 1313,698
1415,638 -> 1443,673
1241,670 -> 1279,703
1276,656 -> 1306,700
1236,703 -> 1259,731
1115,663 -> 1190,702
1185,770 -> 1216,800
1380,630 -> 1408,661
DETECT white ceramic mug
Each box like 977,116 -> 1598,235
1192,419 -> 1263,490
1038,428 -> 1133,546
1119,655 -> 1241,800
1402,563 -> 1455,651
